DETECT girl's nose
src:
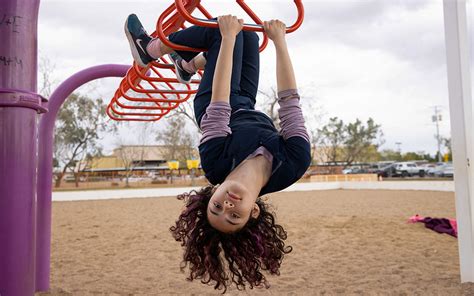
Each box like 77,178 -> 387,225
224,200 -> 234,208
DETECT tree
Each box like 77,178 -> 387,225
379,149 -> 402,161
156,114 -> 198,164
316,117 -> 383,168
38,55 -> 57,98
114,145 -> 145,187
343,118 -> 383,166
54,93 -> 114,187
172,101 -> 200,131
317,117 -> 346,164
402,152 -> 426,161
258,87 -> 280,128
115,122 -> 158,187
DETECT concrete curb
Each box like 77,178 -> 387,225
52,181 -> 455,201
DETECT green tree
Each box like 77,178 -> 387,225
343,118 -> 383,166
54,93 -> 114,187
402,152 -> 425,161
317,117 -> 383,168
379,149 -> 402,161
317,117 -> 346,165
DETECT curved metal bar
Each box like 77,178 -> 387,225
106,104 -> 166,121
157,0 -> 205,52
37,64 -> 130,291
175,0 -> 304,33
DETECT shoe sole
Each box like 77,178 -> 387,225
124,17 -> 148,68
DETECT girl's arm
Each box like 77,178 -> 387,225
211,15 -> 243,103
199,16 -> 243,144
264,20 -> 297,92
264,20 -> 309,143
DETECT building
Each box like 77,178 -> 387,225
77,145 -> 200,177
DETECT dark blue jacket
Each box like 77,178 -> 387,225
199,110 -> 311,196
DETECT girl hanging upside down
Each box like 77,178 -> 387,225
125,14 -> 311,292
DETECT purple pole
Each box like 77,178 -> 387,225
36,64 -> 130,292
0,0 -> 42,295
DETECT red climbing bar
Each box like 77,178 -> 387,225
107,0 -> 305,122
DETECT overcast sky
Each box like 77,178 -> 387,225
38,0 -> 457,156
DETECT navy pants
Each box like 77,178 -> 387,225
168,25 -> 260,126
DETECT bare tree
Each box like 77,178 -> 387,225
156,114 -> 198,164
114,122 -> 158,187
172,101 -> 200,132
38,55 -> 57,98
54,93 -> 113,187
114,144 -> 144,187
257,87 -> 280,128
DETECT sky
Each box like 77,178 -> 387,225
37,0 -> 463,156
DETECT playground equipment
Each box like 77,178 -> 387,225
1,0 -> 471,295
0,1 -> 303,295
107,0 -> 304,122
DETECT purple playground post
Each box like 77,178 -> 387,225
0,0 -> 43,295
0,0 -> 131,293
36,64 -> 130,292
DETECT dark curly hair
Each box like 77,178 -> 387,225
169,185 -> 292,293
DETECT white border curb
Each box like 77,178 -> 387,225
52,181 -> 455,201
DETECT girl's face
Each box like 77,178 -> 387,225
207,180 -> 260,233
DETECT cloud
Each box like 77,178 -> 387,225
37,0 -> 453,155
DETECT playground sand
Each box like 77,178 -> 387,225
37,189 -> 474,295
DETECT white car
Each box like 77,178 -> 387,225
393,162 -> 426,177
428,162 -> 452,176
434,165 -> 454,178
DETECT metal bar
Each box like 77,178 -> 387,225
175,0 -> 304,33
36,64 -> 130,291
443,0 -> 474,282
0,0 -> 41,294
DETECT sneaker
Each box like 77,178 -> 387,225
169,52 -> 195,84
124,14 -> 153,67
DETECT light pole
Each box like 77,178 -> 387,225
395,142 -> 402,161
432,106 -> 443,162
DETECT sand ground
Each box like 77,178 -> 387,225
37,189 -> 474,295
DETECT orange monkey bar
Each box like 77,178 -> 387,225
107,0 -> 304,122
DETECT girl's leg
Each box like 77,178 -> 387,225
150,27 -> 245,125
125,14 -> 244,125
181,28 -> 243,126
238,31 -> 260,107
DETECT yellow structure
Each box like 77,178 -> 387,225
186,159 -> 200,170
168,161 -> 180,170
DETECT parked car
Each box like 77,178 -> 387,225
342,168 -> 353,174
393,162 -> 426,177
342,166 -> 362,174
376,163 -> 397,178
428,162 -> 452,176
434,165 -> 454,178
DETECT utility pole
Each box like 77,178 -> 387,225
432,106 -> 443,162
395,142 -> 402,161
395,142 -> 402,153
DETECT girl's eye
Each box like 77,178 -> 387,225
231,213 -> 240,219
214,202 -> 221,209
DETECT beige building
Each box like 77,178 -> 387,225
79,145 -> 200,174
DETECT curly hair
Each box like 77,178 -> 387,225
169,185 -> 292,293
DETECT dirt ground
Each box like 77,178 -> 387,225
37,189 -> 474,295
